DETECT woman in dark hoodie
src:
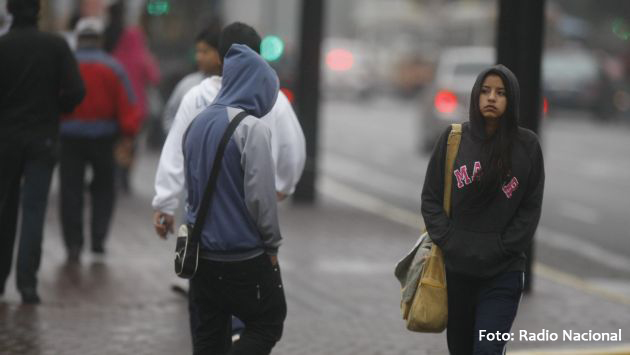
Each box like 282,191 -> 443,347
421,65 -> 545,354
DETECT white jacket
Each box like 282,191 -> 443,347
152,75 -> 306,215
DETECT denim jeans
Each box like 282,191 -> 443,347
446,270 -> 524,355
0,138 -> 56,293
59,137 -> 115,252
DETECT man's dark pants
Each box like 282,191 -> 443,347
446,270 -> 524,355
59,137 -> 115,253
190,253 -> 287,355
0,139 -> 56,294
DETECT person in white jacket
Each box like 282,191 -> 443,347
161,22 -> 221,132
152,22 -> 305,238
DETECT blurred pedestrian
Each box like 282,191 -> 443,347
59,17 -> 140,263
0,6 -> 11,36
152,21 -> 305,346
421,65 -> 545,354
0,0 -> 85,304
162,22 -> 222,132
107,0 -> 161,193
183,42 -> 286,355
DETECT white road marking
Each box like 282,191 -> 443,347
319,176 -> 422,231
534,263 -> 630,306
556,201 -> 601,225
579,160 -> 621,180
314,260 -> 394,274
588,278 -> 630,296
537,226 -> 630,274
322,153 -> 424,206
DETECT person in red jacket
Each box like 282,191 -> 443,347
60,17 -> 140,263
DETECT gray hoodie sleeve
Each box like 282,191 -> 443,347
236,116 -> 282,255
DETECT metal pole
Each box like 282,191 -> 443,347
293,0 -> 324,203
496,0 -> 546,292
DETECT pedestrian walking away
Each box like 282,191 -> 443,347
151,21 -> 305,345
0,0 -> 85,305
421,64 -> 545,354
183,43 -> 287,355
59,17 -> 141,263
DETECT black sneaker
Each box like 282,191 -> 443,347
20,288 -> 41,305
91,245 -> 106,264
67,247 -> 81,264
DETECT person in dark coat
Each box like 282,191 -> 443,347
0,0 -> 85,304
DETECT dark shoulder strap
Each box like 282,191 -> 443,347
191,110 -> 249,243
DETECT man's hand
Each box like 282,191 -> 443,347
269,255 -> 279,266
153,211 -> 174,239
276,192 -> 287,201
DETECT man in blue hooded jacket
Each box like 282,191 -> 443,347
183,43 -> 286,354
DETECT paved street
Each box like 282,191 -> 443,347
1,98 -> 629,354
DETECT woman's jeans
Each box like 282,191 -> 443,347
446,270 -> 524,355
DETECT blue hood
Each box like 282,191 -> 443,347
214,44 -> 279,118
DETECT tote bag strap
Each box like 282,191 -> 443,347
443,123 -> 462,217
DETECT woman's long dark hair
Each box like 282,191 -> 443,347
467,66 -> 519,208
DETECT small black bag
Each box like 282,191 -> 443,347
174,224 -> 198,278
175,111 -> 249,279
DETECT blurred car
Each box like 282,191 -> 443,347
321,38 -> 375,99
392,54 -> 434,97
418,46 -> 494,153
542,48 -> 608,118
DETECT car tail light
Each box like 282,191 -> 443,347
280,87 -> 294,103
434,90 -> 458,114
543,97 -> 548,114
326,49 -> 354,71
613,89 -> 630,112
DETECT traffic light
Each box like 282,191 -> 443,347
612,18 -> 630,40
261,35 -> 285,62
147,0 -> 170,16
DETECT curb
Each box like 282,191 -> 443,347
509,344 -> 630,354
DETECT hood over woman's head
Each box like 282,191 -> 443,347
469,64 -> 520,140
464,64 -> 521,208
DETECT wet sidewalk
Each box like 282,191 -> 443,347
1,151 -> 629,355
